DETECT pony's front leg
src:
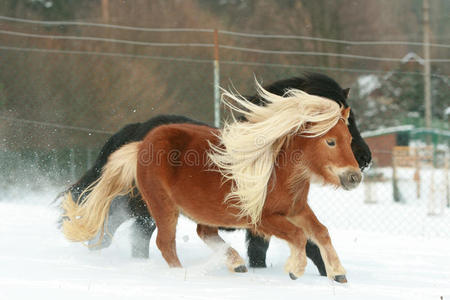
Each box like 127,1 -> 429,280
196,224 -> 247,273
246,230 -> 270,268
255,215 -> 307,279
288,204 -> 347,283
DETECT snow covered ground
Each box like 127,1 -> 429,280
1,188 -> 449,300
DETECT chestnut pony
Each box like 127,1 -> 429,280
62,83 -> 361,282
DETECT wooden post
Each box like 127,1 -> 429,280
364,178 -> 372,204
87,148 -> 93,171
70,148 -> 76,182
101,0 -> 109,23
446,154 -> 449,208
34,151 -> 40,171
392,154 -> 400,202
423,0 -> 432,140
422,145 -> 437,215
427,166 -> 437,215
52,148 -> 58,178
213,29 -> 220,128
414,147 -> 421,199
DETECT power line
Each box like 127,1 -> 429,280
220,45 -> 403,62
2,15 -> 450,48
2,29 -> 450,63
220,30 -> 450,49
0,115 -> 114,134
220,44 -> 450,62
0,45 -> 448,79
0,15 -> 214,33
0,45 -> 213,64
0,29 -> 214,48
220,60 -> 449,79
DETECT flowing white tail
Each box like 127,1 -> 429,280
62,142 -> 140,244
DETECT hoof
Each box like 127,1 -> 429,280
234,265 -> 248,273
334,275 -> 347,283
289,272 -> 298,280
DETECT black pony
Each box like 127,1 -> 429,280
60,73 -> 371,277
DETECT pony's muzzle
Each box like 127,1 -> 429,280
339,170 -> 362,190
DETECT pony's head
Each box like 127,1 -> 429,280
246,72 -> 372,170
290,107 -> 362,191
209,81 -> 361,224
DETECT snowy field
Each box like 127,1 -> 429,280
309,168 -> 450,238
1,186 -> 450,300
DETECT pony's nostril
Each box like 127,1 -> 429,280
339,171 -> 361,190
348,172 -> 361,184
349,174 -> 355,183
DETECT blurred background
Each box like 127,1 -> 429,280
0,0 -> 449,237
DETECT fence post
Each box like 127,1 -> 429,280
213,28 -> 220,128
87,148 -> 93,171
101,0 -> 109,23
392,148 -> 402,202
392,161 -> 401,202
446,154 -> 450,208
51,148 -> 58,179
364,179 -> 373,204
414,147 -> 421,199
34,151 -> 40,173
70,148 -> 76,182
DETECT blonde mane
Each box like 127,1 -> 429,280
208,81 -> 342,224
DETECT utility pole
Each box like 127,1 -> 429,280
423,0 -> 432,134
213,29 -> 220,128
101,0 -> 109,23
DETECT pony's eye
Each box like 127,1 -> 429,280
326,139 -> 336,147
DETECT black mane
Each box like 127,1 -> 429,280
248,72 -> 348,106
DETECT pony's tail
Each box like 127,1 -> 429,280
62,142 -> 141,244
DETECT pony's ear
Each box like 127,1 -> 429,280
341,107 -> 351,123
343,88 -> 350,98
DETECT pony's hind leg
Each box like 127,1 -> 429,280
129,190 -> 155,258
131,216 -> 155,258
88,195 -> 131,250
144,195 -> 182,268
255,215 -> 307,279
196,224 -> 247,273
155,208 -> 182,268
289,204 -> 346,283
